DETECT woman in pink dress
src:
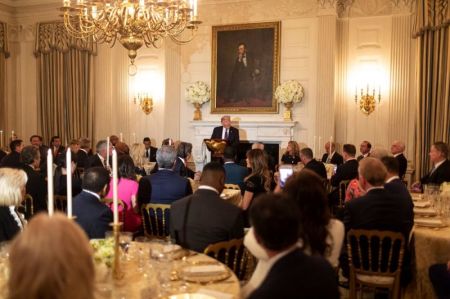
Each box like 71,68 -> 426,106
106,155 -> 141,232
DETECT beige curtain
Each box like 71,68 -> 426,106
0,22 -> 9,147
413,0 -> 450,179
35,22 -> 96,145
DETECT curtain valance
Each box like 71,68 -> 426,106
413,0 -> 450,37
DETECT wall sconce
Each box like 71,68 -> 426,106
355,85 -> 381,116
133,94 -> 153,115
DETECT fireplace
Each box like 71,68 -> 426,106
236,141 -> 280,168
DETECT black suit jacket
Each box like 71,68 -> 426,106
321,152 -> 344,165
0,150 -> 6,162
173,157 -> 195,179
396,153 -> 408,179
420,159 -> 450,186
22,164 -> 48,216
0,151 -> 22,169
86,154 -> 105,169
73,191 -> 113,239
145,146 -> 157,162
76,149 -> 90,168
170,189 -> 244,253
138,169 -> 192,205
211,126 -> 240,148
0,206 -> 22,242
248,248 -> 339,299
330,159 -> 359,187
385,178 -> 412,202
304,159 -> 327,180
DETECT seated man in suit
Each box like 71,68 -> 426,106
429,262 -> 450,299
30,135 -> 49,175
223,146 -> 248,190
321,141 -> 343,165
300,147 -> 327,180
76,137 -> 91,169
357,140 -> 371,162
143,137 -> 157,162
211,115 -> 240,148
73,167 -> 113,239
416,141 -> 450,189
340,158 -> 413,284
0,139 -> 24,169
391,140 -> 408,179
86,140 -> 110,169
138,145 -> 192,205
49,135 -> 65,160
170,162 -> 244,252
329,144 -> 359,206
246,193 -> 339,299
382,156 -> 413,203
20,146 -> 48,216
173,141 -> 196,179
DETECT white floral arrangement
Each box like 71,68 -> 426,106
274,80 -> 304,104
90,238 -> 114,268
185,81 -> 211,105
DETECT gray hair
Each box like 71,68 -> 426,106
95,140 -> 107,153
156,145 -> 177,169
0,168 -> 28,206
370,147 -> 391,160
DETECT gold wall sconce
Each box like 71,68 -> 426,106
134,95 -> 153,115
355,85 -> 381,116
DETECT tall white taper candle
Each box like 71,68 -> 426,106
47,149 -> 54,216
66,149 -> 73,217
106,137 -> 110,168
112,149 -> 119,224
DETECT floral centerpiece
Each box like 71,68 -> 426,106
274,80 -> 304,121
185,81 -> 211,120
90,238 -> 115,282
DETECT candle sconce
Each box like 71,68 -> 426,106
133,95 -> 153,115
355,85 -> 381,116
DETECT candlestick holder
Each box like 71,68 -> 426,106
110,222 -> 124,280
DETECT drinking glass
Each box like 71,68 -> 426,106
119,232 -> 133,261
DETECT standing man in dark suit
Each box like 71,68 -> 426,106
391,140 -> 408,179
0,139 -> 24,168
417,141 -> 450,188
30,135 -> 49,175
143,137 -> 157,162
330,144 -> 359,187
138,145 -> 192,205
170,162 -> 244,252
246,193 -> 339,299
73,167 -> 112,239
223,146 -> 248,190
20,146 -> 48,217
340,158 -> 413,283
300,147 -> 327,180
86,140 -> 110,169
211,115 -> 240,148
76,137 -> 91,168
321,141 -> 344,165
357,140 -> 371,162
49,135 -> 65,160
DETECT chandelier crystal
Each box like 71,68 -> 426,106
61,0 -> 201,74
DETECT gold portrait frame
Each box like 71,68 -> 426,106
211,21 -> 281,114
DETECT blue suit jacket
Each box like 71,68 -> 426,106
73,190 -> 113,239
224,162 -> 248,190
139,169 -> 192,205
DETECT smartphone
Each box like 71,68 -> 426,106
279,165 -> 294,187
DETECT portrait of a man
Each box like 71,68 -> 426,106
211,22 -> 280,113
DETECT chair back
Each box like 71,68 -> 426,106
338,179 -> 351,208
54,195 -> 67,212
102,198 -> 127,225
141,203 -> 171,239
347,229 -> 405,299
203,238 -> 256,281
224,184 -> 240,190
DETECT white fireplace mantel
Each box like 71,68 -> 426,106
190,120 -> 298,170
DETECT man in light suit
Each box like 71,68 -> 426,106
391,140 -> 408,179
73,167 -> 113,239
170,162 -> 244,253
138,145 -> 192,206
211,115 -> 240,148
223,146 -> 248,190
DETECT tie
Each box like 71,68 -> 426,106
225,129 -> 229,140
146,149 -> 149,158
326,155 -> 331,164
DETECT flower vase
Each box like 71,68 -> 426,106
193,103 -> 202,121
283,102 -> 293,121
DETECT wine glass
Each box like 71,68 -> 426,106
119,232 -> 133,261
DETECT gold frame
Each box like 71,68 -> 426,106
211,21 -> 281,114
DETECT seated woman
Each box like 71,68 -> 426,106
241,149 -> 271,226
54,153 -> 82,197
130,143 -> 148,176
105,155 -> 141,232
8,213 -> 95,299
0,168 -> 27,242
243,169 -> 344,298
280,140 -> 300,165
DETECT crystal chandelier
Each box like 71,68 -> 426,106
61,0 -> 201,75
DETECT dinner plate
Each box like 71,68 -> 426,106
413,207 -> 437,216
414,218 -> 447,228
179,261 -> 230,284
413,201 -> 431,208
167,294 -> 216,299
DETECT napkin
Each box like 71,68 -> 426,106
183,265 -> 226,276
197,288 -> 234,299
162,244 -> 181,253
413,201 -> 431,208
413,207 -> 437,216
415,217 -> 445,227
